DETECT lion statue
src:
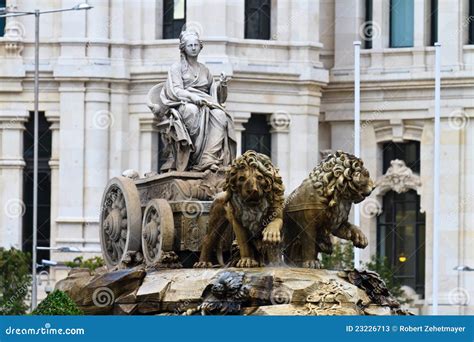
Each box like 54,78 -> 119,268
283,150 -> 374,268
194,150 -> 285,268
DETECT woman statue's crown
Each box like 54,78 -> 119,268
179,30 -> 200,42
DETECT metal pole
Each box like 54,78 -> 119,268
353,41 -> 361,268
432,42 -> 441,315
31,9 -> 40,311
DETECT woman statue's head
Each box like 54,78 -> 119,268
179,30 -> 203,58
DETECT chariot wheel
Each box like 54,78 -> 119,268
141,199 -> 175,266
99,177 -> 142,269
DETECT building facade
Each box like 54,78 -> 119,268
0,0 -> 473,314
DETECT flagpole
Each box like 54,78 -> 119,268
353,41 -> 361,268
432,42 -> 441,315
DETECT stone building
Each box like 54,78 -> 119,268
0,0 -> 473,314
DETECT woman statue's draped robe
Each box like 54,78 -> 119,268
156,61 -> 237,172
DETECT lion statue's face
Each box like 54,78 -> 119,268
309,151 -> 375,205
345,166 -> 374,203
232,167 -> 270,206
225,150 -> 284,208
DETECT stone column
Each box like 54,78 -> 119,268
45,112 -> 60,250
370,0 -> 390,69
438,0 -> 462,68
232,112 -> 251,156
45,112 -> 61,266
125,0 -> 142,60
226,0 -> 244,39
139,116 -> 159,174
56,82 -> 86,248
109,83 -> 130,178
288,0 -> 319,42
334,0 -> 364,69
86,0 -> 109,61
413,0 -> 428,69
187,0 -> 227,38
59,0 -> 87,62
0,110 -> 28,249
83,82 -> 110,248
268,111 -> 291,190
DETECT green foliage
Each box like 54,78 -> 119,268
320,240 -> 354,270
0,248 -> 31,315
32,290 -> 83,315
319,242 -> 411,305
64,256 -> 104,271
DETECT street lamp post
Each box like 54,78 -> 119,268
0,3 -> 92,310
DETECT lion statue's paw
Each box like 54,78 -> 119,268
262,220 -> 282,244
236,257 -> 260,268
302,259 -> 321,269
193,261 -> 213,268
350,227 -> 368,248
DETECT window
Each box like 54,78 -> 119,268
242,114 -> 271,156
163,0 -> 186,39
363,0 -> 373,49
382,140 -> 420,173
429,0 -> 438,46
377,141 -> 425,296
0,0 -> 6,36
23,112 -> 52,265
469,0 -> 474,44
244,0 -> 271,40
377,190 -> 426,296
390,0 -> 414,47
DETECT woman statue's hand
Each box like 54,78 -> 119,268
190,94 -> 203,106
219,72 -> 230,86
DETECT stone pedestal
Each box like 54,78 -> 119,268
56,267 -> 412,316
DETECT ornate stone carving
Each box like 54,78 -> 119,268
283,151 -> 375,268
188,271 -> 250,315
268,110 -> 291,132
100,177 -> 142,269
3,20 -> 24,57
375,159 -> 422,195
141,199 -> 175,267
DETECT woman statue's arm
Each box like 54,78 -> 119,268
169,64 -> 203,105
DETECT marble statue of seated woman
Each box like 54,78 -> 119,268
147,30 -> 236,172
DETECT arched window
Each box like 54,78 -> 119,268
376,141 -> 425,296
